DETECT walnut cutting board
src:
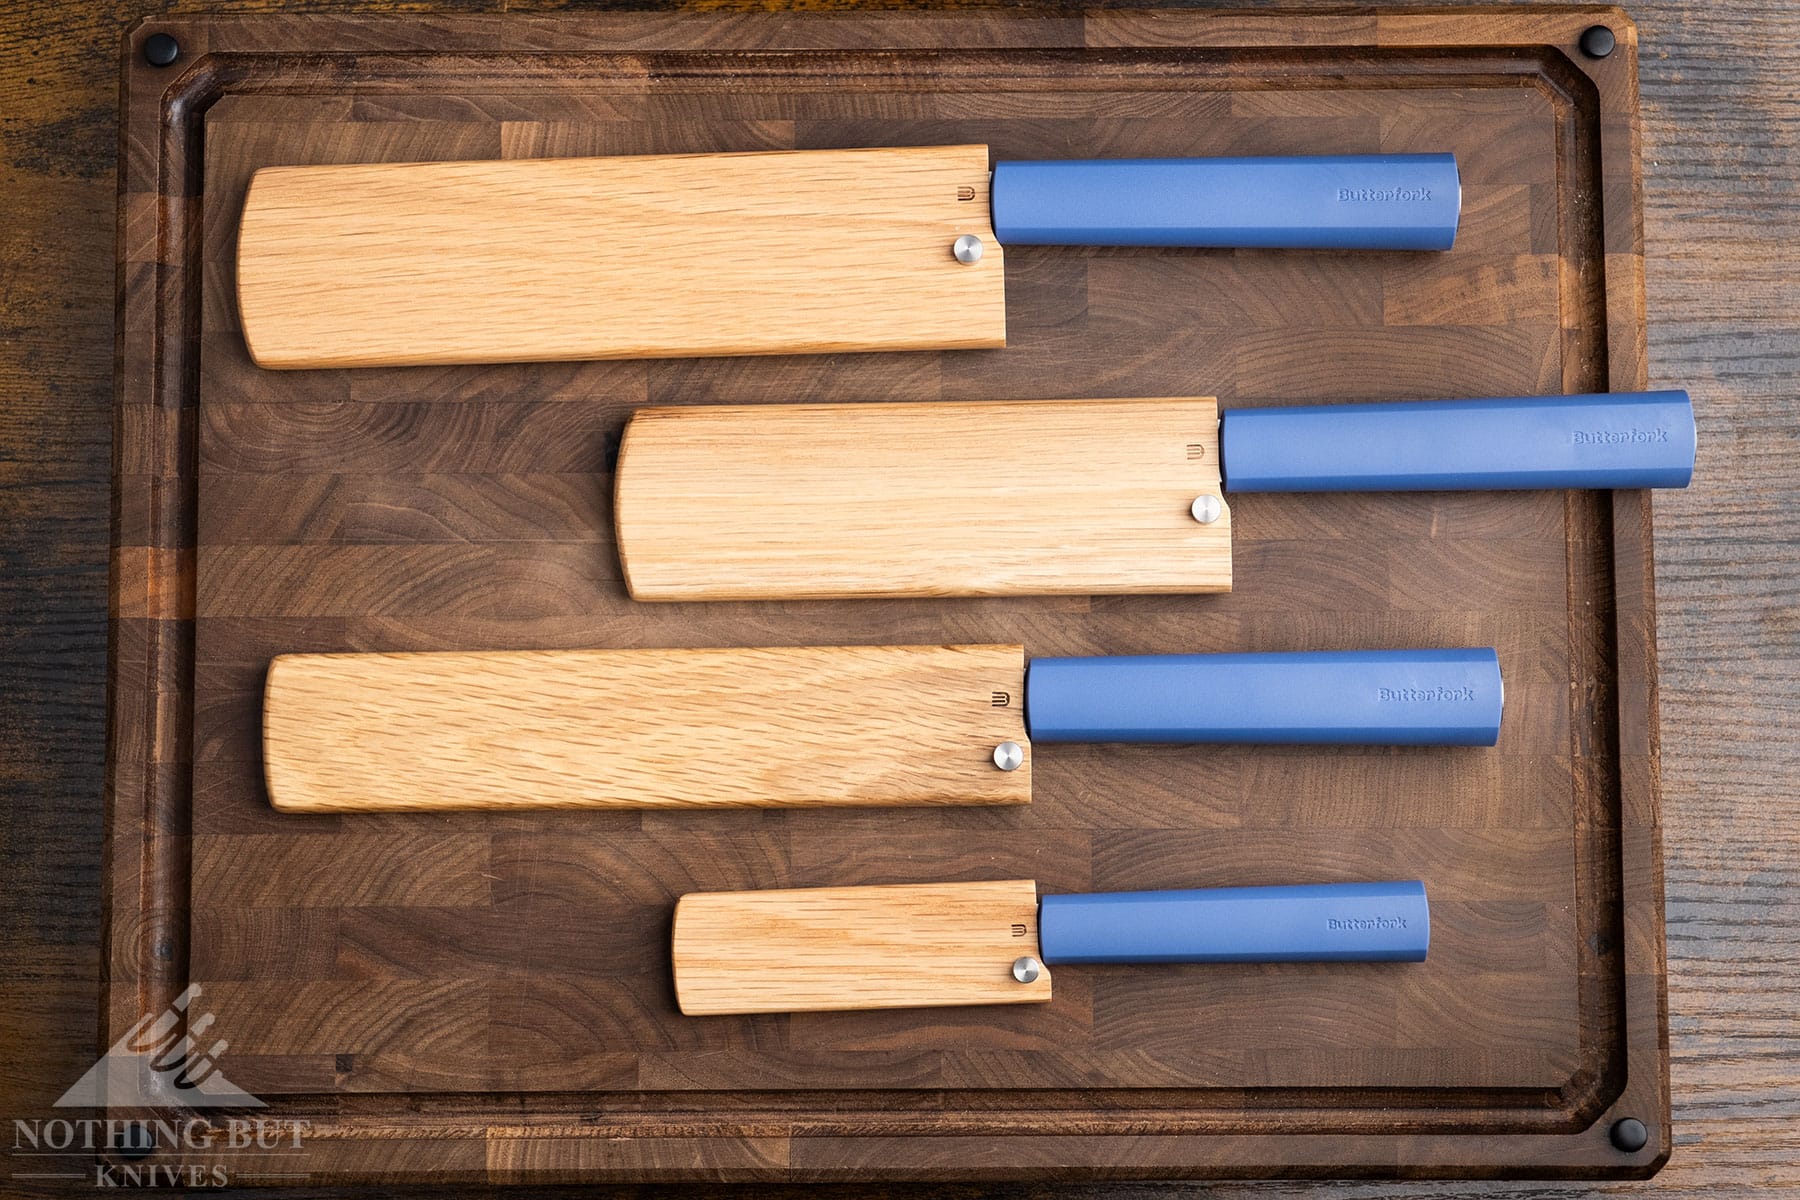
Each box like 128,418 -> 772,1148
107,7 -> 1669,1184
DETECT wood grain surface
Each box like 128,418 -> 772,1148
0,0 -> 1794,1197
236,145 -> 1007,367
263,644 -> 1032,811
616,398 -> 1230,599
672,880 -> 1051,1014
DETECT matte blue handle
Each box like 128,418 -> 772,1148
1221,391 -> 1696,492
1025,648 -> 1501,746
1039,881 -> 1430,964
991,154 -> 1460,250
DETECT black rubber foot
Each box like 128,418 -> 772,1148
143,32 -> 180,67
1610,1117 -> 1649,1152
1579,25 -> 1616,59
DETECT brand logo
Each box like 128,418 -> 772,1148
1378,686 -> 1477,702
1573,427 -> 1670,445
1328,916 -> 1409,931
11,985 -> 313,1188
54,986 -> 260,1111
1337,186 -> 1433,202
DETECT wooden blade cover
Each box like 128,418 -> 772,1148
673,880 -> 1051,1015
616,396 -> 1232,600
263,644 -> 1029,813
235,145 -> 1006,368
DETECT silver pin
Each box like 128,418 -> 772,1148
953,234 -> 984,264
1191,494 -> 1223,524
993,741 -> 1024,771
1012,955 -> 1042,984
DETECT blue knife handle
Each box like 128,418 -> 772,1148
1220,391 -> 1696,492
1024,648 -> 1501,746
1039,881 -> 1430,964
990,154 -> 1460,250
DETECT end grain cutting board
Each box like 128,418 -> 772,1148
106,7 -> 1671,1185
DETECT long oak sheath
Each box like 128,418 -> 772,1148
615,397 -> 1230,601
236,145 -> 1006,368
263,645 -> 1030,812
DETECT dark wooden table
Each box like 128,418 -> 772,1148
1,1 -> 1793,1197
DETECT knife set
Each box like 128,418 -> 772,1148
239,145 -> 1696,1016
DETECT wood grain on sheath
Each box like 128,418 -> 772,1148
673,880 -> 1050,1015
234,146 -> 1006,368
263,644 -> 1030,811
616,398 -> 1230,600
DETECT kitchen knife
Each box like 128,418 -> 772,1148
672,879 -> 1430,1015
615,390 -> 1696,601
235,147 -> 1459,368
262,645 -> 1500,813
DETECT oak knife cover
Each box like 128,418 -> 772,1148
235,146 -> 1006,368
262,644 -> 1030,813
615,396 -> 1230,601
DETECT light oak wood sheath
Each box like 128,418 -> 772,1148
262,644 -> 1030,812
234,145 -> 1006,368
615,396 -> 1231,600
672,880 -> 1050,1015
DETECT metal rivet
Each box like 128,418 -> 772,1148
953,234 -> 984,264
993,741 -> 1023,771
1191,495 -> 1222,524
1609,1117 -> 1649,1152
1579,25 -> 1616,58
143,32 -> 180,67
1011,955 -> 1042,984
